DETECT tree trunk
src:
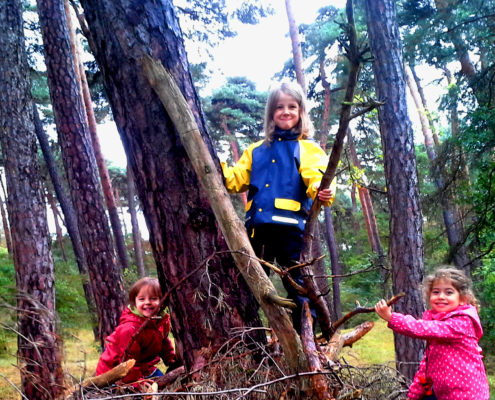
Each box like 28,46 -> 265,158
45,188 -> 67,261
64,0 -> 130,271
127,166 -> 146,277
323,208 -> 341,320
405,64 -> 471,273
77,0 -> 265,370
0,1 -> 64,398
0,177 -> 13,255
36,0 -> 126,344
364,0 -> 426,380
32,103 -> 100,340
285,0 -> 306,93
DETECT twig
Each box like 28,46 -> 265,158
0,373 -> 29,400
332,293 -> 405,331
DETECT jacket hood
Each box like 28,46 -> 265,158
426,304 -> 483,339
119,306 -> 170,328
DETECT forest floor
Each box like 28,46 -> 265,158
0,319 -> 493,399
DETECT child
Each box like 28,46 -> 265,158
222,81 -> 336,332
96,277 -> 176,384
375,267 -> 489,400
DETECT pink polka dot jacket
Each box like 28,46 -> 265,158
388,304 -> 489,400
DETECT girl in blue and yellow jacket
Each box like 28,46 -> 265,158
222,81 -> 336,332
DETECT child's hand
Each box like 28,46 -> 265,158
318,188 -> 333,202
375,299 -> 392,322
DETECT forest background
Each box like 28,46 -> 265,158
0,0 -> 494,399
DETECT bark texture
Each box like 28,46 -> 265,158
36,0 -> 126,344
364,0 -> 426,379
0,1 -> 64,397
77,0 -> 264,369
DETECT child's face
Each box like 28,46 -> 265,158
135,286 -> 160,318
429,279 -> 463,313
273,92 -> 300,131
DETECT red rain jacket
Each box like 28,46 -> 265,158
96,306 -> 175,383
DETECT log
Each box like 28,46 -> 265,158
66,359 -> 135,396
141,56 -> 308,374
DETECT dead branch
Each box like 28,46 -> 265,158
66,359 -> 135,395
342,321 -> 374,347
332,293 -> 405,331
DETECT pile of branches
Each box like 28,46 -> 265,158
67,327 -> 409,400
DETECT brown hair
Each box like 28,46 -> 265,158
128,277 -> 162,308
263,81 -> 314,142
423,267 -> 479,310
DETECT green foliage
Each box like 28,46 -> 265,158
475,260 -> 495,349
203,77 -> 266,162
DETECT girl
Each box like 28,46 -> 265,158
222,81 -> 336,332
375,267 -> 489,400
96,277 -> 176,383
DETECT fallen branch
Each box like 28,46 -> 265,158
332,293 -> 405,331
66,359 -> 136,395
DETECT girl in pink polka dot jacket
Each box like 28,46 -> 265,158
375,267 -> 489,400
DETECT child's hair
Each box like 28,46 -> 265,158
423,267 -> 479,310
263,81 -> 314,142
128,277 -> 162,307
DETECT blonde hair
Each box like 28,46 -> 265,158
423,267 -> 479,310
263,81 -> 314,142
128,277 -> 162,308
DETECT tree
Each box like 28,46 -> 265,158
36,0 -> 126,344
364,0 -> 426,380
0,0 -> 64,397
64,0 -> 130,271
284,0 -> 306,93
76,0 -> 265,370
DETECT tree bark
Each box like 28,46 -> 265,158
364,0 -> 426,380
36,0 -> 126,344
323,208 -> 341,320
285,0 -> 306,93
0,1 -> 64,397
77,0 -> 264,370
127,166 -> 146,277
64,0 -> 130,271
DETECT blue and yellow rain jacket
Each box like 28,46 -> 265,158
222,129 -> 336,231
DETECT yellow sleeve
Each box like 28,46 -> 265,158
299,140 -> 336,207
221,142 -> 259,193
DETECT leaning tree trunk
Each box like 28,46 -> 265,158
36,0 -> 126,344
0,1 -> 64,398
77,0 -> 265,370
364,0 -> 426,380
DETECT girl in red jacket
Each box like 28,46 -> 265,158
96,277 -> 176,384
375,267 -> 489,400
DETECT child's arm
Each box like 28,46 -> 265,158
221,143 -> 258,193
299,141 -> 336,206
388,313 -> 475,341
407,356 -> 429,400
